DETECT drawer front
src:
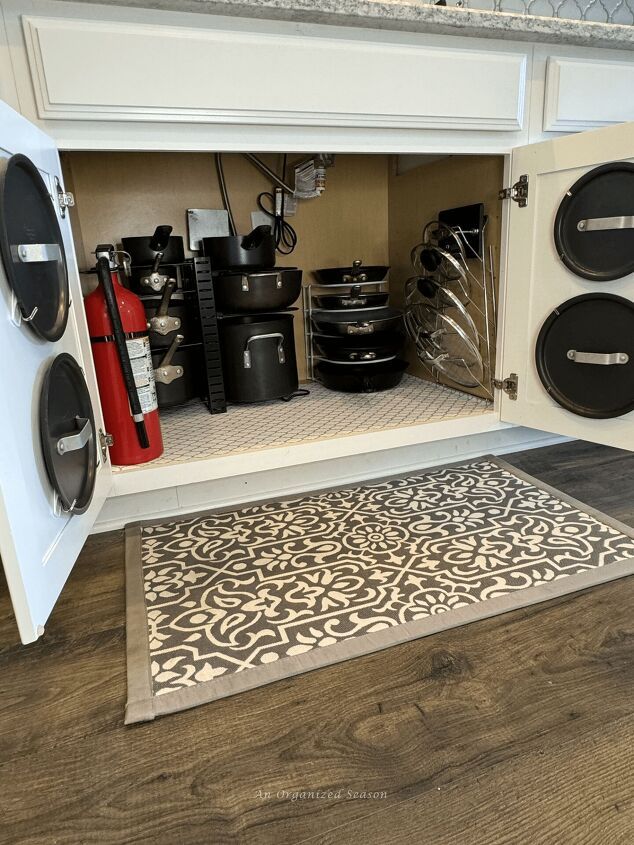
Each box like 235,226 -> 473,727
23,16 -> 527,131
544,56 -> 634,133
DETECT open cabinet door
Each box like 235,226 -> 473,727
499,121 -> 634,451
0,102 -> 112,644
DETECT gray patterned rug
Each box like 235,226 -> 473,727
124,456 -> 634,723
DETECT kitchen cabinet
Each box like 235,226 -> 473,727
3,2 -> 634,151
1,96 -> 633,644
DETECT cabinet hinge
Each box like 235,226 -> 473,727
55,176 -> 75,217
493,373 -> 518,400
99,429 -> 114,462
499,175 -> 529,208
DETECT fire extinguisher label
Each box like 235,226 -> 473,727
126,336 -> 158,414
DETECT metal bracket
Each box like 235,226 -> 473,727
499,175 -> 529,208
154,364 -> 184,385
493,372 -> 518,400
567,350 -> 629,366
57,417 -> 92,455
149,315 -> 182,336
9,291 -> 38,327
577,216 -> 634,232
99,429 -> 113,463
141,272 -> 170,292
55,176 -> 75,218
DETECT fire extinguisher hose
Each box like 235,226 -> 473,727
95,257 -> 150,449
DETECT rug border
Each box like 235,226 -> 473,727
124,525 -> 156,724
124,454 -> 634,724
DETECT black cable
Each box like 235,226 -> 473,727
257,155 -> 298,255
281,389 -> 310,402
215,153 -> 237,236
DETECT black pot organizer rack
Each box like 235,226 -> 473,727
192,257 -> 227,414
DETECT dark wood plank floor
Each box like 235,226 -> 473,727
1,440 -> 633,845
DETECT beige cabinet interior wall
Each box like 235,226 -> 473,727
63,150 -> 503,394
388,154 -> 504,400
62,152 -> 390,381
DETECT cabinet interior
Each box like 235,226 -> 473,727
61,150 -> 505,474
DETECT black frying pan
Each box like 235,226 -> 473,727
312,307 -> 403,337
313,285 -> 389,309
316,358 -> 408,393
313,331 -> 404,362
314,259 -> 389,286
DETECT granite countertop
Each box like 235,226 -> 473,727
68,0 -> 634,49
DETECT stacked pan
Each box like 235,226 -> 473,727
122,227 -> 204,409
311,260 -> 408,392
204,226 -> 301,403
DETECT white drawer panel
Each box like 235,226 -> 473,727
23,16 -> 527,130
544,56 -> 634,132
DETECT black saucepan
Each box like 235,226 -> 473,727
313,331 -> 404,362
219,313 -> 298,402
314,259 -> 389,286
316,358 -> 408,393
203,225 -> 276,271
313,285 -> 389,310
312,307 -> 403,337
122,230 -> 185,266
214,268 -> 302,313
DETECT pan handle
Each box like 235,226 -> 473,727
243,332 -> 286,369
155,278 -> 177,318
56,417 -> 93,455
347,322 -> 374,335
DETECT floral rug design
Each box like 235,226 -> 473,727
125,457 -> 634,722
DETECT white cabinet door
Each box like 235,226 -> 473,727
499,121 -> 634,451
0,101 -> 111,644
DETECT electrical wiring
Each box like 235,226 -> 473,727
256,155 -> 298,255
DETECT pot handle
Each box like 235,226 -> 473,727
154,334 -> 185,385
241,225 -> 272,251
243,332 -> 286,369
240,271 -> 283,292
155,278 -> 177,317
347,322 -> 374,335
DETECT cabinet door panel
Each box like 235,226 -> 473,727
23,16 -> 527,132
499,122 -> 634,451
0,101 -> 111,644
544,57 -> 634,133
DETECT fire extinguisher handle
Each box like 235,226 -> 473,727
95,257 -> 150,450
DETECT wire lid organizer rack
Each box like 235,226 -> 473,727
404,208 -> 497,399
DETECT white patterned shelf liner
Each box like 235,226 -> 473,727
115,376 -> 492,470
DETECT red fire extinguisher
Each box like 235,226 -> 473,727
84,244 -> 163,465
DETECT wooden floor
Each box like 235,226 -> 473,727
1,440 -> 633,845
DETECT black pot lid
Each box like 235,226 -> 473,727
535,293 -> 634,419
40,354 -> 97,514
0,154 -> 69,341
554,162 -> 634,282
